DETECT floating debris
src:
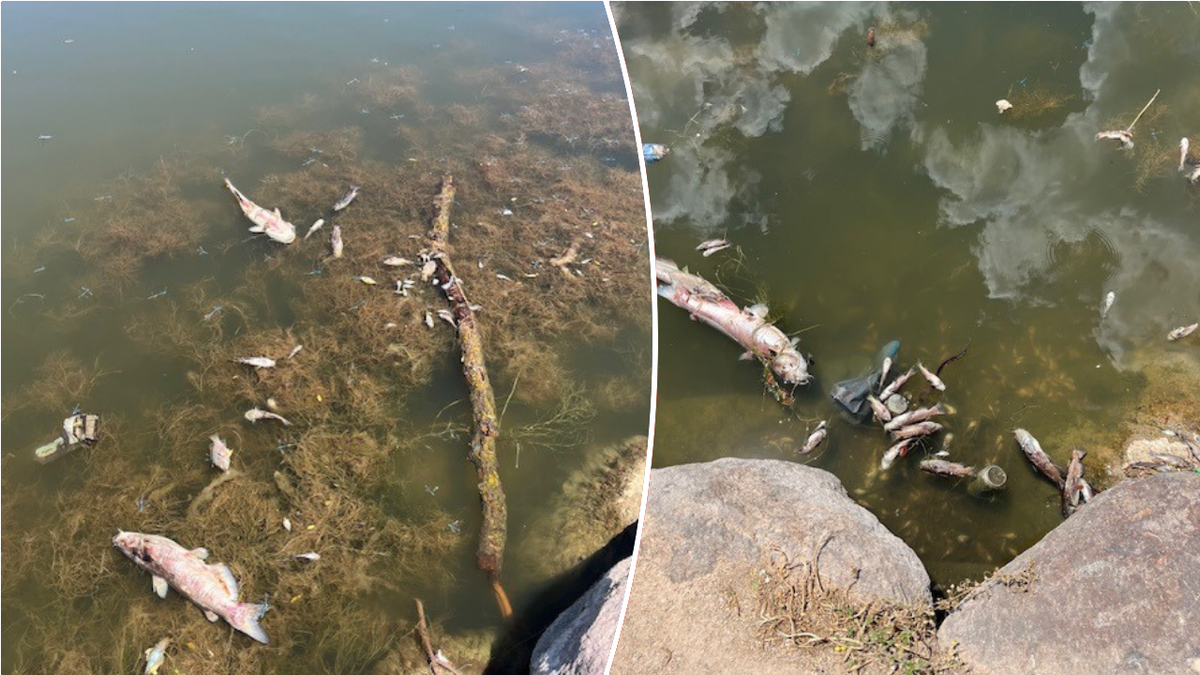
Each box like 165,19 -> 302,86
643,143 -> 670,163
78,286 -> 93,299
996,99 -> 1013,114
425,484 -> 439,496
1100,291 -> 1115,318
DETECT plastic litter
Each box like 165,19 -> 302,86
642,143 -> 670,163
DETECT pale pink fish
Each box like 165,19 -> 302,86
1095,129 -> 1134,150
113,531 -> 269,643
890,420 -> 943,441
208,434 -> 231,472
879,367 -> 915,401
883,404 -> 946,433
1167,323 -> 1198,341
866,394 -> 891,423
244,408 -> 292,426
696,239 -> 731,257
881,440 -> 909,470
799,421 -> 827,454
331,226 -> 344,259
916,361 -> 946,392
222,178 -> 296,244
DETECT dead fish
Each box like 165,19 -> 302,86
1062,448 -> 1087,517
209,434 -> 231,472
867,26 -> 876,48
884,404 -> 946,432
1179,137 -> 1190,171
1013,428 -> 1065,488
1100,291 -> 1115,318
303,218 -> 325,240
332,184 -> 360,211
437,309 -> 456,327
113,531 -> 269,644
420,259 -> 438,281
282,517 -> 292,533
696,239 -> 731,257
919,459 -> 975,478
881,440 -> 909,470
866,394 -> 892,423
800,421 -> 827,454
917,361 -> 946,392
879,357 -> 893,389
143,637 -> 171,675
223,178 -> 296,244
286,345 -> 303,359
1167,323 -> 1198,341
233,356 -> 276,369
382,256 -> 412,267
353,275 -> 377,285
424,311 -> 434,328
244,408 -> 292,426
1096,129 -> 1134,150
331,226 -> 344,259
496,273 -> 515,282
996,99 -> 1013,114
394,279 -> 415,296
294,552 -> 320,562
890,421 -> 943,441
879,367 -> 915,400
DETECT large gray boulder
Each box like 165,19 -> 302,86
939,471 -> 1200,675
531,556 -> 632,675
611,458 -> 931,674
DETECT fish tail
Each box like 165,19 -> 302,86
230,601 -> 270,644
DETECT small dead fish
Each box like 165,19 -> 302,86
424,311 -> 434,328
1100,291 -> 1115,318
421,260 -> 438,281
1181,137 -> 1191,171
209,434 -> 232,472
890,421 -> 943,441
286,345 -> 303,359
917,361 -> 946,392
294,552 -> 320,562
920,459 -> 975,478
879,367 -> 915,400
353,276 -> 377,285
881,440 -> 909,470
866,394 -> 892,423
1014,428 -> 1065,488
331,226 -> 344,259
304,219 -> 325,240
437,309 -> 456,327
800,421 -> 827,454
382,256 -> 412,267
332,185 -> 360,211
1167,323 -> 1198,341
696,239 -> 731,257
884,404 -> 946,432
282,517 -> 292,533
234,356 -> 276,369
1096,129 -> 1134,150
245,408 -> 292,426
144,637 -> 171,675
394,279 -> 416,296
879,357 -> 893,388
996,99 -> 1013,114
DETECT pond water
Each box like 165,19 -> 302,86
2,3 -> 650,673
617,2 -> 1199,589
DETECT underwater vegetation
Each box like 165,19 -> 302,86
1,24 -> 648,675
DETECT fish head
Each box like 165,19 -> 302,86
773,351 -> 812,386
113,531 -> 154,565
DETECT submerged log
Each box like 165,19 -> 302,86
655,257 -> 812,387
422,175 -> 512,618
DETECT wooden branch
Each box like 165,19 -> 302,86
423,175 -> 513,619
1125,88 -> 1160,133
415,599 -> 465,675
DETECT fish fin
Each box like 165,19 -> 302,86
204,610 -> 220,622
248,225 -> 265,233
273,208 -> 281,217
746,303 -> 768,319
790,337 -> 800,348
230,602 -> 270,644
738,351 -> 755,361
152,575 -> 169,599
216,563 -> 240,600
189,547 -> 209,560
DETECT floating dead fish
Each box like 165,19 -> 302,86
223,178 -> 296,244
209,434 -> 231,472
245,408 -> 292,426
883,404 -> 946,433
113,532 -> 269,644
304,219 -> 325,240
879,357 -> 893,388
1095,129 -> 1134,150
143,637 -> 170,675
287,345 -> 303,359
1013,428 -> 1065,488
353,276 -> 377,286
382,256 -> 412,267
917,361 -> 946,392
996,99 -> 1013,114
881,440 -> 909,470
395,279 -> 416,296
1062,448 -> 1090,517
867,26 -> 876,47
294,552 -> 320,562
282,517 -> 292,533
420,259 -> 438,282
920,459 -> 976,478
331,226 -> 344,259
437,309 -> 456,327
866,394 -> 892,423
890,420 -> 943,441
496,273 -> 514,282
332,184 -> 360,211
1100,291 -> 1115,318
1180,137 -> 1191,171
424,311 -> 434,328
879,367 -> 915,401
234,356 -> 276,369
1167,323 -> 1198,341
696,239 -> 731,257
800,421 -> 827,454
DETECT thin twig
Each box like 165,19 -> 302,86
1125,89 -> 1160,133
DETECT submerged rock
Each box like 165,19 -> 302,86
939,471 -> 1200,675
531,557 -> 631,675
611,458 -> 930,674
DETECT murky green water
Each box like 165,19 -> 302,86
619,2 -> 1199,588
2,4 -> 649,673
